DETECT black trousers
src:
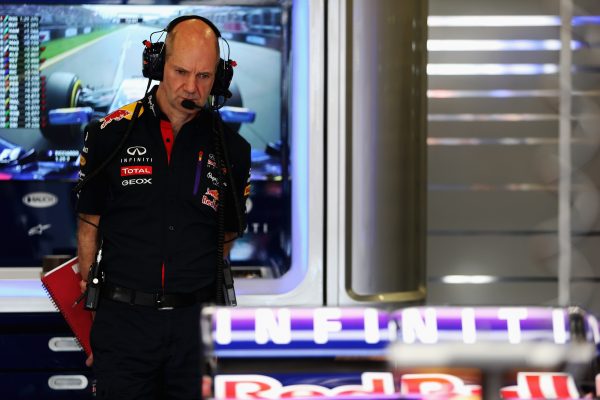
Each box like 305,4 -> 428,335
90,298 -> 204,399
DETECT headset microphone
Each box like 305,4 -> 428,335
181,99 -> 202,110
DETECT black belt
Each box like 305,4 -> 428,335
102,282 -> 214,310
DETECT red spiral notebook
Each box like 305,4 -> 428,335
41,257 -> 93,356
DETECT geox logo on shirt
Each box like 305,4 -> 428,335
122,178 -> 152,186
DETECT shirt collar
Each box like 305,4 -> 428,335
144,85 -> 211,126
144,85 -> 169,121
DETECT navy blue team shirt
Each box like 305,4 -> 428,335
77,86 -> 251,293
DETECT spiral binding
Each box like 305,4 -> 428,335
40,281 -> 90,356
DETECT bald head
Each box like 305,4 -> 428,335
165,18 -> 220,63
156,16 -> 223,120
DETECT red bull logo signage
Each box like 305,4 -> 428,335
205,307 -> 600,399
213,371 -> 593,399
215,372 -> 395,399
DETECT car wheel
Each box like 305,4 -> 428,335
41,72 -> 83,144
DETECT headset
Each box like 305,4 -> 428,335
142,15 -> 235,108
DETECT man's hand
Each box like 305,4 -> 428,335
80,278 -> 95,368
85,309 -> 95,367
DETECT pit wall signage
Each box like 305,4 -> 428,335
205,307 -> 600,399
214,371 -> 600,399
207,307 -> 600,357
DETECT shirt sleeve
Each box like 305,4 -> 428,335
224,136 -> 251,233
76,121 -> 108,215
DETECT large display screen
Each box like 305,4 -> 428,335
0,3 -> 291,273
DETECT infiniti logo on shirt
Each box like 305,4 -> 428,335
127,146 -> 147,156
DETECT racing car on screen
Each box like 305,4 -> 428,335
0,71 -> 287,272
0,72 -> 260,181
44,72 -> 255,140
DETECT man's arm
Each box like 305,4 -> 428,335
77,213 -> 101,366
77,214 -> 101,290
223,232 -> 237,260
222,131 -> 251,259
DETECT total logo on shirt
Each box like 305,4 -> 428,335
121,165 -> 152,177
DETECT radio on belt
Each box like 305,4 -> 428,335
84,250 -> 104,310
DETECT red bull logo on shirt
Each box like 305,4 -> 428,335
205,188 -> 219,200
100,109 -> 129,129
100,102 -> 143,129
202,188 -> 219,211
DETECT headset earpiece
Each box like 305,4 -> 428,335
142,40 -> 166,81
141,15 -> 234,103
212,59 -> 234,99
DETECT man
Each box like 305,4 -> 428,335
77,16 -> 251,399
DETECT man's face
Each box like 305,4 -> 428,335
161,34 -> 219,113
